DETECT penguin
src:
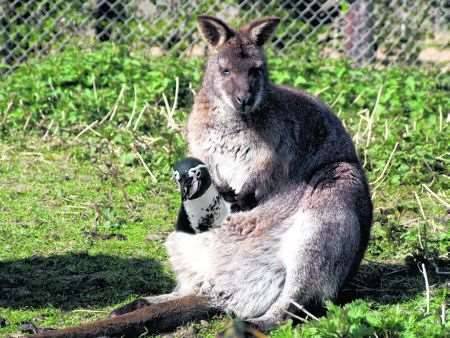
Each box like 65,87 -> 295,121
173,157 -> 230,234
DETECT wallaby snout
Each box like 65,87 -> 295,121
232,77 -> 256,114
235,92 -> 252,112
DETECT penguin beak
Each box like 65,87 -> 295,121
180,176 -> 200,200
189,177 -> 200,199
180,177 -> 191,200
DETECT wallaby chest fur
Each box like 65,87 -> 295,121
188,85 -> 357,200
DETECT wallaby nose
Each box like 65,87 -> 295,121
235,94 -> 251,109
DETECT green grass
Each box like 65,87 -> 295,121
0,44 -> 448,337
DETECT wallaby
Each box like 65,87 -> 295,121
28,15 -> 372,338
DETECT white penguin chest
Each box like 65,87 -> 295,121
184,185 -> 230,232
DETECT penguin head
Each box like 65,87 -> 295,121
173,157 -> 212,201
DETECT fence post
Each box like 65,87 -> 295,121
344,0 -> 375,66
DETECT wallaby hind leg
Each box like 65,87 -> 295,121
109,292 -> 181,318
248,194 -> 363,330
30,295 -> 218,338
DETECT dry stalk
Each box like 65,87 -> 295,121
127,85 -> 138,129
441,303 -> 446,325
133,104 -> 148,131
1,100 -> 14,125
74,120 -> 99,140
290,299 -> 319,321
135,150 -> 157,183
162,76 -> 180,131
100,85 -> 126,124
282,309 -> 307,323
422,184 -> 450,208
313,86 -> 330,97
23,111 -> 33,130
366,86 -> 383,148
418,263 -> 430,314
371,142 -> 399,192
43,119 -> 54,140
330,90 -> 343,108
414,192 -> 436,232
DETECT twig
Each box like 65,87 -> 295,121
366,86 -> 383,148
108,85 -> 126,122
43,119 -> 54,140
133,104 -> 148,131
172,76 -> 179,116
314,86 -> 330,97
135,150 -> 157,183
282,309 -> 307,323
414,192 -> 435,232
23,111 -> 33,130
353,110 -> 366,146
74,120 -> 99,140
371,142 -> 399,190
330,90 -> 343,108
72,309 -> 108,313
422,184 -> 450,208
290,300 -> 319,321
418,263 -> 430,314
441,303 -> 446,325
352,90 -> 365,104
127,85 -> 138,129
1,100 -> 13,125
99,85 -> 126,124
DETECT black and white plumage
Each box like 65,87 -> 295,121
173,157 -> 230,234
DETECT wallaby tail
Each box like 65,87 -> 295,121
30,295 -> 217,338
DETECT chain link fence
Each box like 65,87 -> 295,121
1,0 -> 449,73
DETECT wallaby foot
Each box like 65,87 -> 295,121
109,299 -> 151,318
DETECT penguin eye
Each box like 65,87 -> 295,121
196,170 -> 201,178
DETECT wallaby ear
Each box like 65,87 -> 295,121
197,15 -> 234,48
245,17 -> 280,46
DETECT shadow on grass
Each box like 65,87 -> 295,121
339,258 -> 449,305
293,258 -> 449,320
0,253 -> 175,310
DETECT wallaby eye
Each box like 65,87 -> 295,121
222,68 -> 231,76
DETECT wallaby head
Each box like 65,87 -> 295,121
197,15 -> 279,116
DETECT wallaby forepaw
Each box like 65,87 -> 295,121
224,214 -> 259,236
109,298 -> 151,318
